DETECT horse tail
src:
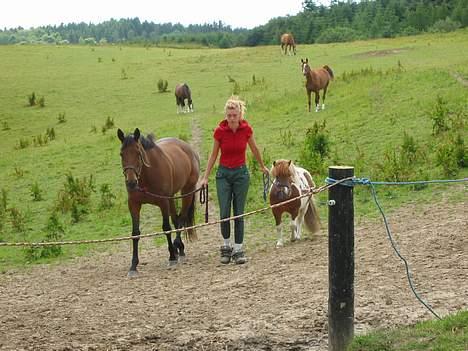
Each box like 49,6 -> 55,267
323,65 -> 334,80
304,196 -> 321,234
185,193 -> 197,241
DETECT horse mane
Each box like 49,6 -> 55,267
121,133 -> 156,151
271,159 -> 295,178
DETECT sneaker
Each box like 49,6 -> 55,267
232,250 -> 247,265
220,245 -> 232,264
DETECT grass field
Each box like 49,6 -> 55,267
0,29 -> 466,269
348,310 -> 467,351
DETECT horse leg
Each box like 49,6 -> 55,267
315,91 -> 320,112
161,204 -> 178,266
322,83 -> 329,110
273,211 -> 284,247
168,200 -> 185,262
295,201 -> 307,241
289,217 -> 297,242
307,90 -> 312,112
128,201 -> 142,277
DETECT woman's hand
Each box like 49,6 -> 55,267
199,176 -> 209,188
260,165 -> 270,175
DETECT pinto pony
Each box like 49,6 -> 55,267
175,83 -> 193,113
269,160 -> 320,247
117,128 -> 200,276
281,33 -> 296,55
301,58 -> 334,112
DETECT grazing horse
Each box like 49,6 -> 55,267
269,159 -> 320,247
175,83 -> 193,113
117,128 -> 200,277
301,58 -> 334,112
281,33 -> 296,55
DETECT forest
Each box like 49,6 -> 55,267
1,0 -> 468,47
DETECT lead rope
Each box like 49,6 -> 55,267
262,173 -> 271,202
199,184 -> 209,223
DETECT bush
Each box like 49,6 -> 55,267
429,18 -> 461,33
28,92 -> 36,106
316,27 -> 358,43
99,184 -> 116,210
55,173 -> 95,222
299,120 -> 331,174
157,79 -> 168,93
57,112 -> 66,123
30,182 -> 43,201
430,96 -> 450,135
40,212 -> 65,258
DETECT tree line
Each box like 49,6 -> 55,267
1,0 -> 467,47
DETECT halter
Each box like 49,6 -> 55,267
122,152 -> 146,181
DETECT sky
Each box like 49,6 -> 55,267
0,0 -> 326,30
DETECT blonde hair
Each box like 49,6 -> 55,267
224,95 -> 246,120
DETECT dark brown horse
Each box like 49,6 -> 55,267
281,33 -> 296,55
269,160 -> 320,247
117,128 -> 200,277
301,58 -> 334,112
175,83 -> 193,113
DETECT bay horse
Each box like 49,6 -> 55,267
301,58 -> 334,112
117,128 -> 200,277
281,33 -> 296,55
269,160 -> 320,247
175,83 -> 193,113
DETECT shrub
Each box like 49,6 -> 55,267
430,96 -> 450,135
30,182 -> 43,201
38,96 -> 45,107
9,207 -> 26,233
429,18 -> 461,33
121,68 -> 128,80
46,127 -> 55,140
57,112 -> 66,123
299,121 -> 331,174
40,212 -> 65,258
56,173 -> 95,222
28,92 -> 36,106
99,184 -> 116,210
16,138 -> 30,149
102,116 -> 115,134
157,79 -> 168,92
2,121 -> 10,130
316,27 -> 358,43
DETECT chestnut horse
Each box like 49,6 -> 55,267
281,33 -> 296,55
269,160 -> 320,247
301,58 -> 334,112
117,128 -> 200,277
175,83 -> 193,113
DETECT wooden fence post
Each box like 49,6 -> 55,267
328,166 -> 354,351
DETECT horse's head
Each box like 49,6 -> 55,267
271,159 -> 294,201
117,128 -> 150,191
301,58 -> 310,76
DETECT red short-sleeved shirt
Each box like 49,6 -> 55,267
214,119 -> 253,168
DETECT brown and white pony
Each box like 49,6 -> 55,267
281,33 -> 296,55
175,83 -> 193,113
301,58 -> 334,112
269,160 -> 320,247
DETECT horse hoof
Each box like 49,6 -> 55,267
178,255 -> 187,263
127,270 -> 139,278
276,241 -> 284,248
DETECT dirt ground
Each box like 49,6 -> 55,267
0,194 -> 466,351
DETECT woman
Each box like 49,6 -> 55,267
200,96 -> 269,264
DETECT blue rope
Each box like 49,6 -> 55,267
367,181 -> 442,320
324,175 -> 467,320
262,173 -> 271,202
326,177 -> 468,187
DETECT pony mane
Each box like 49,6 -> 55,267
271,159 -> 295,178
121,133 -> 156,150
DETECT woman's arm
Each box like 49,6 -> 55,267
248,135 -> 269,175
200,139 -> 220,186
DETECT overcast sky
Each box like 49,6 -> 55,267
0,0 -> 330,30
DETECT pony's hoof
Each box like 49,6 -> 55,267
178,255 -> 187,264
127,270 -> 139,278
167,260 -> 178,268
276,241 -> 284,248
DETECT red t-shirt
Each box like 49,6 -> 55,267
214,119 -> 253,168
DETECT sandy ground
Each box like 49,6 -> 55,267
0,195 -> 466,351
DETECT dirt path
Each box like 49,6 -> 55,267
0,118 -> 466,350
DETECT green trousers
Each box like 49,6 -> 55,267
215,165 -> 250,244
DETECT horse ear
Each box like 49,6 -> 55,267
301,59 -> 304,64
273,160 -> 276,167
117,129 -> 125,143
133,128 -> 140,141
288,160 -> 292,166
305,58 -> 308,63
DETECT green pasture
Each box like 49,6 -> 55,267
348,309 -> 467,351
0,30 -> 466,268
